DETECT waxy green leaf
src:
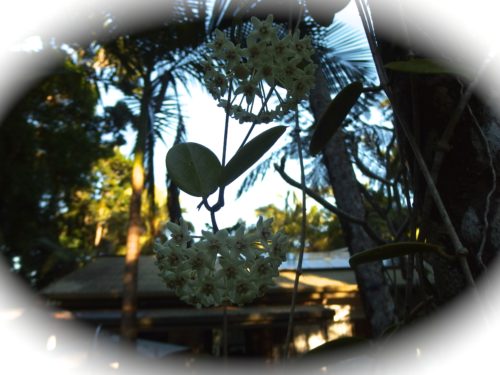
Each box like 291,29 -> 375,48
166,142 -> 221,197
220,126 -> 287,187
309,81 -> 363,156
349,241 -> 451,268
385,58 -> 452,75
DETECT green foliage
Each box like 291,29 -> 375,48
255,193 -> 345,252
59,148 -> 169,256
166,142 -> 222,198
360,183 -> 410,242
385,58 -> 453,75
0,49 -> 120,288
220,126 -> 287,187
310,81 -> 363,155
58,149 -> 133,255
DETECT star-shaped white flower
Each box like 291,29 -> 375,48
207,29 -> 231,58
227,223 -> 259,259
234,77 -> 261,106
201,229 -> 229,254
249,15 -> 277,43
255,216 -> 274,241
166,218 -> 191,245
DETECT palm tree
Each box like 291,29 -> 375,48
85,0 -> 399,339
88,2 -> 210,341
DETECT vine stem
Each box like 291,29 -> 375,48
469,105 -> 496,269
221,80 -> 233,168
275,159 -> 385,245
238,86 -> 276,149
202,81 -> 235,219
209,84 -> 277,215
355,0 -> 476,288
283,110 -> 307,359
223,305 -> 228,362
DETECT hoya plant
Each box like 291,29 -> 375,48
154,217 -> 289,307
154,15 -> 317,308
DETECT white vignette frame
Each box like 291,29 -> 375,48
0,0 -> 500,374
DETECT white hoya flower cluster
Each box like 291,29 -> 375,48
202,15 -> 317,124
153,217 -> 289,308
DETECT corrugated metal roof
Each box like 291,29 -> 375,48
41,252 -> 358,299
280,248 -> 351,270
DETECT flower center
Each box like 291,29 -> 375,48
236,282 -> 249,294
190,255 -> 204,270
201,282 -> 215,295
224,266 -> 238,279
167,253 -> 180,266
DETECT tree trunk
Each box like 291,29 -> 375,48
146,111 -> 157,238
121,81 -> 152,343
167,180 -> 183,224
367,0 -> 500,303
310,66 -> 396,337
121,152 -> 144,342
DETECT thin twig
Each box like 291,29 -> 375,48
238,87 -> 276,148
221,80 -> 233,167
351,144 -> 392,185
362,85 -> 384,93
355,0 -> 476,287
468,105 -> 496,269
424,34 -> 499,198
275,158 -> 385,245
420,81 -> 473,226
283,113 -> 307,360
212,80 -> 234,212
203,199 -> 219,232
394,217 -> 410,241
404,254 -> 415,318
357,182 -> 397,238
223,305 -> 228,362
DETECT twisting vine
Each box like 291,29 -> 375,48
355,0 -> 477,288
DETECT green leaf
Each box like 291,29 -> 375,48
220,126 -> 287,187
309,81 -> 363,156
166,142 -> 222,197
349,241 -> 451,268
385,58 -> 452,75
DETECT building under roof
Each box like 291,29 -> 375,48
41,249 -> 369,360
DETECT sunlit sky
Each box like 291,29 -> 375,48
116,3 -> 364,234
9,2 -> 364,234
115,75 -> 304,233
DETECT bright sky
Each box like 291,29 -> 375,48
127,3 -> 364,234
7,2 -> 364,235
157,83 -> 302,233
116,79 -> 305,234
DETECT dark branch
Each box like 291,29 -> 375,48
274,159 -> 385,245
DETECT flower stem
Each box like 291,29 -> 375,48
203,199 -> 219,232
238,86 -> 276,149
283,110 -> 306,359
210,81 -> 234,214
221,81 -> 233,168
223,305 -> 228,362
